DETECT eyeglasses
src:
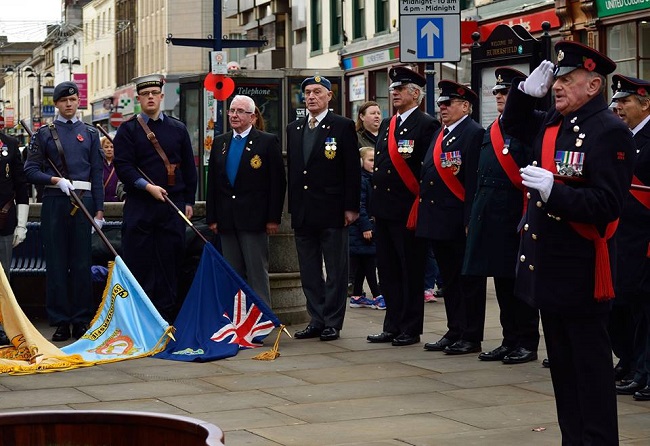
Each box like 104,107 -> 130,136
227,109 -> 254,116
437,99 -> 466,107
492,88 -> 510,96
139,90 -> 162,97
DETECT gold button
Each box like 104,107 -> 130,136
520,255 -> 526,262
555,216 -> 561,221
430,200 -> 434,204
526,192 -> 531,199
419,198 -> 422,202
373,185 -> 377,189
376,151 -> 380,155
529,265 -> 535,271
532,234 -> 538,240
387,188 -> 391,192
375,167 -> 379,171
430,181 -> 434,185
524,224 -> 529,231
304,185 -> 308,190
387,169 -> 391,174
232,195 -> 236,199
419,179 -> 422,183
303,170 -> 307,174
536,201 -> 542,208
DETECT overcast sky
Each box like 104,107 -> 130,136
0,0 -> 61,42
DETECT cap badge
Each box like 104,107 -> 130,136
68,87 -> 75,94
496,75 -> 503,83
314,75 -> 321,83
617,81 -> 622,89
557,50 -> 564,62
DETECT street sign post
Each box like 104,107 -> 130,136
399,0 -> 461,63
109,112 -> 124,128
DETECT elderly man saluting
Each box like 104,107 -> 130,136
502,42 -> 635,443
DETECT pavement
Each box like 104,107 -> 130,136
1,280 -> 649,445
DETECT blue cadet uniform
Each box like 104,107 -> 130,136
113,74 -> 197,323
24,82 -> 104,337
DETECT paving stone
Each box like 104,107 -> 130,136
402,424 -> 564,445
77,379 -> 223,401
161,389 -> 291,413
203,372 -> 310,391
282,362 -> 428,384
0,388 -> 97,409
192,407 -> 305,431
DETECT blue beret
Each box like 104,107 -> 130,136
301,75 -> 331,92
53,81 -> 79,102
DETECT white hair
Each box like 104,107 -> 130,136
230,95 -> 255,112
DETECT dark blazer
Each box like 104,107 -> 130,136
502,84 -> 635,313
286,111 -> 360,229
0,132 -> 28,236
463,120 -> 533,277
415,116 -> 484,240
371,109 -> 440,222
206,127 -> 286,232
615,119 -> 650,300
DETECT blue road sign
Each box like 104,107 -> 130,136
417,18 -> 444,59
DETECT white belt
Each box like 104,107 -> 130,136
46,180 -> 92,191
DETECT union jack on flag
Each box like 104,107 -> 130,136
155,243 -> 280,362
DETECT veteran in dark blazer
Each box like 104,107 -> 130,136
611,75 -> 650,401
286,75 -> 360,341
417,80 -> 486,355
206,95 -> 286,305
502,42 -> 635,443
463,68 -> 540,365
366,66 -> 440,347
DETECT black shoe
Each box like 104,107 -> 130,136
367,332 -> 397,343
542,358 -> 550,368
478,345 -> 513,361
294,325 -> 322,339
391,333 -> 420,346
614,360 -> 631,382
502,347 -> 538,364
424,337 -> 454,351
72,324 -> 88,340
52,324 -> 71,342
633,386 -> 650,401
616,381 -> 645,395
444,340 -> 481,355
320,327 -> 339,341
0,329 -> 9,346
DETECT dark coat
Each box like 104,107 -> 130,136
615,119 -> 650,300
205,128 -> 286,232
463,120 -> 533,277
286,111 -> 360,229
371,109 -> 440,222
357,129 -> 377,149
0,133 -> 28,236
415,116 -> 484,240
349,168 -> 375,256
502,85 -> 636,314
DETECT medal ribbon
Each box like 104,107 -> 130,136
433,130 -> 465,202
387,115 -> 419,230
542,121 -> 618,301
490,118 -> 527,215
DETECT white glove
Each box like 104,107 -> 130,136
12,204 -> 29,247
56,178 -> 75,196
91,218 -> 105,234
519,60 -> 555,98
521,165 -> 554,202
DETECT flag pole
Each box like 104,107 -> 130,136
95,124 -> 209,244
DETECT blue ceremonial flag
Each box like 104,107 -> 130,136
155,243 -> 280,362
61,256 -> 172,362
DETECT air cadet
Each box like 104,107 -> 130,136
502,41 -> 635,443
366,66 -> 440,347
24,81 -> 105,342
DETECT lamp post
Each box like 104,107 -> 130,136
26,71 -> 54,130
60,56 -> 81,81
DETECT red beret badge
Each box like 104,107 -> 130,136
583,58 -> 596,72
638,87 -> 648,97
457,87 -> 465,96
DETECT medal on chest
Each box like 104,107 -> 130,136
0,141 -> 6,157
397,140 -> 414,158
441,150 -> 462,175
555,150 -> 585,176
324,138 -> 337,160
250,154 -> 262,169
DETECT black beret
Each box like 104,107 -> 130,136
389,66 -> 426,89
437,80 -> 477,104
301,75 -> 332,92
554,41 -> 616,77
53,81 -> 79,102
612,74 -> 650,99
493,67 -> 526,93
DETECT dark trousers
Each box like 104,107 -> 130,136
541,310 -> 618,445
294,227 -> 348,330
350,254 -> 380,297
608,301 -> 635,373
431,238 -> 486,342
375,218 -> 425,336
41,195 -> 95,326
122,196 -> 185,323
494,277 -> 540,350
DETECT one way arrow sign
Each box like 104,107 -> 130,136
420,20 -> 441,57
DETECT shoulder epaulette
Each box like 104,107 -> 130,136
83,123 -> 97,133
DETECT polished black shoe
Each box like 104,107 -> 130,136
633,386 -> 650,401
502,347 -> 538,364
367,332 -> 397,343
294,325 -> 322,339
0,329 -> 9,346
320,327 -> 339,341
478,345 -> 512,361
616,380 -> 645,395
72,324 -> 88,340
52,324 -> 71,342
542,358 -> 550,368
391,333 -> 420,346
444,340 -> 481,355
424,337 -> 454,351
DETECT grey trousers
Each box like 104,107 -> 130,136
220,229 -> 271,305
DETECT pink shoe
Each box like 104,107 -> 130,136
424,289 -> 437,303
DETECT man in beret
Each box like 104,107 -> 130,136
462,68 -> 540,364
113,74 -> 197,323
611,75 -> 650,401
416,80 -> 486,355
502,41 -> 635,443
366,66 -> 440,347
286,75 -> 360,341
24,81 -> 105,342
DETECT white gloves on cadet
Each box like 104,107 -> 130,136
13,204 -> 29,247
56,178 -> 75,196
521,165 -> 554,202
519,60 -> 555,98
91,218 -> 105,234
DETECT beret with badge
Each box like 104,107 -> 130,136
611,74 -> 650,99
301,75 -> 332,92
437,80 -> 478,105
133,73 -> 165,93
53,81 -> 79,102
389,66 -> 426,89
492,67 -> 526,94
553,40 -> 616,78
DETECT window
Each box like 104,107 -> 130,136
311,0 -> 322,52
330,0 -> 342,47
375,0 -> 389,34
606,21 -> 650,84
352,0 -> 365,40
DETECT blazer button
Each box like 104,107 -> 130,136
373,185 -> 377,189
430,200 -> 434,204
429,181 -> 434,185
419,198 -> 422,202
555,216 -> 561,221
387,169 -> 391,174
532,234 -> 538,240
524,224 -> 529,231
303,170 -> 307,174
529,265 -> 535,271
526,192 -> 531,199
375,167 -> 379,171
376,151 -> 380,154
387,187 -> 391,192
536,201 -> 543,208
232,195 -> 236,199
520,255 -> 526,262
304,185 -> 308,190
